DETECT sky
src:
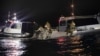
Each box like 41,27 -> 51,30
0,0 -> 100,27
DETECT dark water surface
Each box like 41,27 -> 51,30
0,37 -> 99,56
0,38 -> 58,56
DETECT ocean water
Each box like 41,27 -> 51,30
0,38 -> 58,56
0,37 -> 99,56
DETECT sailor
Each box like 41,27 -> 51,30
66,20 -> 76,36
33,26 -> 44,39
44,22 -> 52,39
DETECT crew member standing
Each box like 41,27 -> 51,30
66,21 -> 76,36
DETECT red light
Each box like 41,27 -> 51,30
58,37 -> 65,42
57,37 -> 67,45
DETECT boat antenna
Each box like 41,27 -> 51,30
8,11 -> 10,19
5,11 -> 10,23
8,11 -> 11,21
71,0 -> 75,16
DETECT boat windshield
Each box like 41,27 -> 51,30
5,22 -> 11,27
60,21 -> 66,26
5,22 -> 22,29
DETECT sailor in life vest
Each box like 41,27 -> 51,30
66,21 -> 76,36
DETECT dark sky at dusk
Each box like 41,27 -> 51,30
0,0 -> 100,27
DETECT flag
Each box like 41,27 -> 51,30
59,16 -> 65,23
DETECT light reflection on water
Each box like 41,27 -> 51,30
5,50 -> 25,56
0,38 -> 26,56
0,37 -> 98,56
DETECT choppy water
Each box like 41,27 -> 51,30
0,37 -> 99,56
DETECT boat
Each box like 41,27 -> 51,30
0,12 -> 33,38
58,13 -> 100,36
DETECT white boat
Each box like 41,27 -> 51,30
57,13 -> 100,36
0,12 -> 31,38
